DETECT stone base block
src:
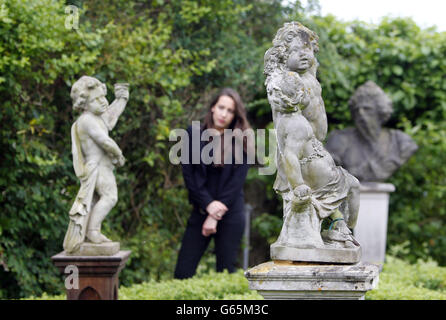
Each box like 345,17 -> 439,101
270,244 -> 361,264
52,250 -> 130,300
66,242 -> 120,256
245,261 -> 379,300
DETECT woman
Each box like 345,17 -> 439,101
174,88 -> 252,279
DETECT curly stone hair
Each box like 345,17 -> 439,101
348,81 -> 394,124
71,76 -> 107,111
264,21 -> 319,79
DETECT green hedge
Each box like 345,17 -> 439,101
119,270 -> 262,300
24,256 -> 446,300
24,269 -> 263,300
365,256 -> 446,300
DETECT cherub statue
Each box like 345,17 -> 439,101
264,22 -> 361,260
63,76 -> 129,255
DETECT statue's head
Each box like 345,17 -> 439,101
264,21 -> 319,78
349,81 -> 393,132
71,76 -> 108,115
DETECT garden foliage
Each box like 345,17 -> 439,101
365,255 -> 446,300
1,0 -> 445,298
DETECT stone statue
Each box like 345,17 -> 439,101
264,22 -> 361,263
325,81 -> 418,182
63,76 -> 129,255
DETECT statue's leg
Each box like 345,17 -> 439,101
345,175 -> 360,229
322,174 -> 360,248
87,165 -> 117,243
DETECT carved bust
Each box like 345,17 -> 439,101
325,81 -> 418,182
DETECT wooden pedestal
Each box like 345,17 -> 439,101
51,250 -> 131,300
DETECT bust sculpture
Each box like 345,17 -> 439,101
63,76 -> 129,255
325,81 -> 418,182
265,22 -> 361,262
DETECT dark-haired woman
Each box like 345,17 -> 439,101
174,88 -> 252,279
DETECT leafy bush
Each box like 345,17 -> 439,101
119,270 -> 262,300
252,213 -> 283,245
24,269 -> 263,300
365,255 -> 446,300
386,119 -> 446,265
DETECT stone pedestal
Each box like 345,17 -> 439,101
52,250 -> 131,300
270,244 -> 361,264
354,183 -> 395,265
245,261 -> 379,300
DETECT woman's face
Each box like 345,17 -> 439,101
211,95 -> 236,130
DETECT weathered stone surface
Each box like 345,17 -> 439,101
264,21 -> 361,263
359,182 -> 396,193
65,241 -> 120,256
63,77 -> 129,255
271,243 -> 361,264
245,261 -> 379,300
326,81 -> 418,182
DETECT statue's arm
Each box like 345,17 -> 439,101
80,115 -> 123,159
102,96 -> 128,131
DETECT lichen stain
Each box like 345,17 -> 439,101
249,263 -> 275,274
273,260 -> 294,266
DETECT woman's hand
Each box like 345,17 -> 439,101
202,215 -> 218,237
206,200 -> 228,220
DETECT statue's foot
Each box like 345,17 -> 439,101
344,240 -> 357,248
334,220 -> 360,246
86,230 -> 112,243
333,219 -> 351,235
322,219 -> 360,248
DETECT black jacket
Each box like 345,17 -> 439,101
181,125 -> 250,215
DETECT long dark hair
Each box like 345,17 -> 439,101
203,88 -> 251,132
202,88 -> 253,165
